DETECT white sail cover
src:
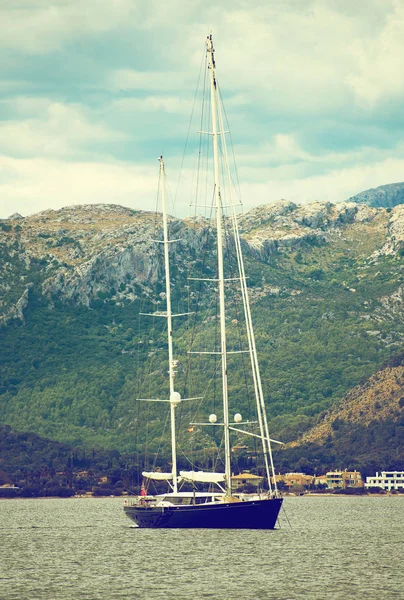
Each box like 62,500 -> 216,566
142,471 -> 173,481
179,470 -> 225,484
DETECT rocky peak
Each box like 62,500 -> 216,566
236,200 -> 380,259
0,197 -> 403,323
238,200 -> 296,233
7,213 -> 23,221
383,205 -> 404,254
347,181 -> 404,208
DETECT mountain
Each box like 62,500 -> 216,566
291,355 -> 404,446
0,198 -> 404,460
347,182 -> 404,209
276,354 -> 404,475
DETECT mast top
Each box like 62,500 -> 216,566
206,34 -> 216,76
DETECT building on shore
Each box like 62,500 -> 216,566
231,472 -> 263,491
313,475 -> 327,487
274,471 -> 367,491
326,471 -> 364,489
365,471 -> 404,491
275,473 -> 314,489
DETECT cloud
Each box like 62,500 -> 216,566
345,1 -> 404,108
0,156 -> 158,218
237,135 -> 404,171
111,95 -> 193,115
0,0 -> 403,219
108,70 -> 186,93
238,156 -> 404,209
0,0 -> 138,54
2,144 -> 402,221
0,100 -> 126,158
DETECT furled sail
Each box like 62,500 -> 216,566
179,471 -> 225,484
142,471 -> 173,481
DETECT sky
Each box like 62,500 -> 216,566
1,0 -> 404,218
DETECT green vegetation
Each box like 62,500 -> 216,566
0,424 -> 143,497
275,410 -> 404,477
0,206 -> 403,474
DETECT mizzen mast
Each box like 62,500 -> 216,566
159,156 -> 179,493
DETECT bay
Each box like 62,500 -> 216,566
0,495 -> 403,599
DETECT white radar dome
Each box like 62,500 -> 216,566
170,391 -> 181,404
209,414 -> 217,424
234,413 -> 242,423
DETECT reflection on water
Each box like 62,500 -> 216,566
0,496 -> 403,599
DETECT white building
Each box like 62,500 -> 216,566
365,471 -> 404,491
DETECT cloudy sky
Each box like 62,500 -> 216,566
1,0 -> 404,218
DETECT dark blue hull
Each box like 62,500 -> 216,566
124,497 -> 282,529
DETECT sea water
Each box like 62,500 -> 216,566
0,495 -> 403,599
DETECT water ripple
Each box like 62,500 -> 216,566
0,496 -> 403,599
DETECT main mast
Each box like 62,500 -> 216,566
159,156 -> 179,494
205,35 -> 279,497
206,35 -> 232,495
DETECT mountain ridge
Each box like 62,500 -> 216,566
347,181 -> 404,209
1,195 -> 404,324
1,185 -> 404,460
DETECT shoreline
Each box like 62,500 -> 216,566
1,492 -> 404,500
284,491 -> 404,497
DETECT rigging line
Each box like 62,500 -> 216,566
150,403 -> 171,473
199,86 -> 213,218
173,43 -> 206,213
214,269 -> 218,416
235,221 -> 277,491
177,444 -> 199,471
184,201 -> 215,392
134,250 -> 154,410
193,48 -> 208,213
144,390 -> 150,470
213,432 -> 225,472
135,310 -> 143,397
187,358 -> 221,427
281,502 -> 292,529
178,59 -> 218,461
136,295 -> 158,399
218,84 -> 243,208
178,270 -> 193,437
134,315 -> 141,486
178,354 -> 222,451
135,309 -> 144,484
198,60 -> 210,216
144,179 -> 164,472
223,221 -> 253,414
216,85 -> 274,492
186,205 -> 223,423
144,321 -> 155,472
181,161 -> 204,419
154,159 -> 162,231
